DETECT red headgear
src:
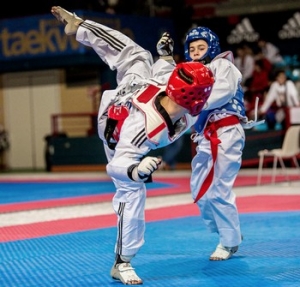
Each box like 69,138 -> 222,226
166,62 -> 214,116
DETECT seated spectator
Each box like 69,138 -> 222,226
245,59 -> 270,117
259,70 -> 299,130
234,45 -> 255,91
254,48 -> 273,76
257,37 -> 284,66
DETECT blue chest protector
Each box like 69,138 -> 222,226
194,84 -> 247,134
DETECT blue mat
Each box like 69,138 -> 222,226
0,181 -> 170,204
1,211 -> 299,286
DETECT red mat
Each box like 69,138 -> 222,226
0,174 -> 299,214
0,194 -> 299,243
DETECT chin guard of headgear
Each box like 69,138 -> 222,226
197,55 -> 212,65
166,62 -> 214,116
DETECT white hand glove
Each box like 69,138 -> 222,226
132,156 -> 161,182
156,32 -> 174,56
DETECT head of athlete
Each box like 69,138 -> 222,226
184,26 -> 221,64
166,61 -> 214,116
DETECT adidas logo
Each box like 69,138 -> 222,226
278,12 -> 300,39
227,18 -> 259,44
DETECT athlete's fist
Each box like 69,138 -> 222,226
129,156 -> 161,182
156,32 -> 174,56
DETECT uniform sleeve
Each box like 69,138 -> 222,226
105,108 -> 152,181
287,81 -> 300,106
204,59 -> 242,110
260,82 -> 278,113
150,58 -> 176,84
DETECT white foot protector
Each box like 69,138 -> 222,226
110,262 -> 143,285
209,243 -> 239,261
51,6 -> 83,35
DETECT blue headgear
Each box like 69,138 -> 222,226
184,26 -> 221,63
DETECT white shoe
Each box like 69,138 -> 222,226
110,262 -> 143,285
209,243 -> 239,261
51,6 -> 83,35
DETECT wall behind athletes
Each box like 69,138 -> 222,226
0,11 -> 177,170
1,9 -> 300,170
0,11 -> 178,73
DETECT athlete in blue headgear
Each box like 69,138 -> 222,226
184,26 -> 249,261
156,27 -> 262,261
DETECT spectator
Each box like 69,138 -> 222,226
246,59 -> 270,117
234,44 -> 255,91
257,37 -> 284,66
259,70 -> 299,130
254,48 -> 273,76
0,125 -> 9,170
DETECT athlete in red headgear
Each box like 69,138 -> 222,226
51,6 -> 214,285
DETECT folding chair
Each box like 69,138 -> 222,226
257,125 -> 300,185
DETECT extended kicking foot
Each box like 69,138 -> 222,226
110,262 -> 143,285
51,6 -> 83,35
209,243 -> 239,261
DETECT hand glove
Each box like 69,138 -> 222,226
156,32 -> 174,56
130,156 -> 162,182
